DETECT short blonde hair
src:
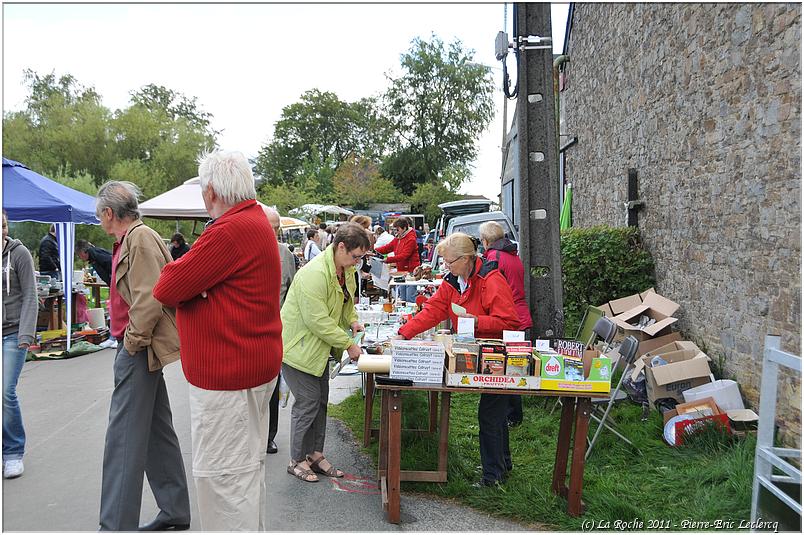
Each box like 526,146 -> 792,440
479,220 -> 505,244
436,232 -> 476,260
349,214 -> 372,229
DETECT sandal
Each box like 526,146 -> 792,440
306,454 -> 345,478
287,461 -> 319,483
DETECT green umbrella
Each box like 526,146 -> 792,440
560,183 -> 573,230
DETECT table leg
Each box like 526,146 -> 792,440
379,389 -> 389,475
428,391 -> 438,434
92,287 -> 101,308
551,396 -> 576,496
387,390 -> 402,524
567,397 -> 591,516
364,373 -> 375,447
57,295 -> 64,329
437,392 -> 451,474
46,297 -> 57,330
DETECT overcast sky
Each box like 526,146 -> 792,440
3,3 -> 569,201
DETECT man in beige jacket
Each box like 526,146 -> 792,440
96,181 -> 190,532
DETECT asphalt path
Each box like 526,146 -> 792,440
2,348 -> 535,531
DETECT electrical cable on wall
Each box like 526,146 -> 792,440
501,3 -> 519,99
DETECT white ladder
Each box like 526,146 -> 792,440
750,335 -> 802,526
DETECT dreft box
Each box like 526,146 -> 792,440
613,292 -> 680,341
631,341 -> 713,406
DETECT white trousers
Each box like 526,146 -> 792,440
188,378 -> 277,532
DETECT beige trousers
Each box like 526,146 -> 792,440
188,378 -> 277,531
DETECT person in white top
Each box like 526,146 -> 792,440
374,225 -> 394,248
304,229 -> 322,262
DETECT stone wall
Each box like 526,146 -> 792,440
562,3 -> 801,444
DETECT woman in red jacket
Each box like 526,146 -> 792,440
480,220 -> 532,428
374,217 -> 420,303
394,233 -> 519,487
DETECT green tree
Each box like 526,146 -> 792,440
2,69 -> 113,180
381,35 -> 495,194
254,89 -> 388,189
408,181 -> 460,226
332,154 -> 401,209
111,84 -> 217,198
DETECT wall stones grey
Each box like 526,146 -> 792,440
562,3 -> 801,445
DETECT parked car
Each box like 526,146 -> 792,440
430,210 -> 519,270
433,199 -> 492,241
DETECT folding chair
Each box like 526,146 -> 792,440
585,335 -> 642,460
575,305 -> 606,348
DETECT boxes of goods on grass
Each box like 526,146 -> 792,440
630,341 -> 713,406
612,292 -> 680,342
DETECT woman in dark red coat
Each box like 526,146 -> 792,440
480,221 -> 533,427
394,232 -> 519,487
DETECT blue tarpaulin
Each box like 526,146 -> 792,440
2,158 -> 99,224
3,158 -> 100,350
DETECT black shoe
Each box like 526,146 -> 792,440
507,419 -> 522,428
472,478 -> 502,489
266,439 -> 278,454
138,518 -> 190,531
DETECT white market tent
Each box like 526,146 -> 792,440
289,203 -> 353,220
140,178 -> 313,231
139,177 -> 207,220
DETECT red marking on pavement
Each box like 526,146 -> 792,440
331,472 -> 381,494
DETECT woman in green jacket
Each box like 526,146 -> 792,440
281,223 -> 370,482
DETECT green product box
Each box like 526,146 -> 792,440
538,352 -> 564,380
588,356 -> 612,382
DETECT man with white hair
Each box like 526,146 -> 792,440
95,181 -> 190,532
154,151 -> 283,531
261,204 -> 297,454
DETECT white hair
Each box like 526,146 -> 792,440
261,204 -> 281,227
198,150 -> 256,206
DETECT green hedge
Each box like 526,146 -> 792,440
561,225 -> 656,336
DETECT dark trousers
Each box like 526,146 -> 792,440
99,346 -> 190,531
268,372 -> 280,442
478,394 -> 512,483
507,395 -> 523,424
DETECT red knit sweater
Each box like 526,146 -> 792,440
153,200 -> 283,390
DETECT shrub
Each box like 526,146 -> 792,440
561,225 -> 656,336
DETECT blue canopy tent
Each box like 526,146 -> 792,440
3,158 -> 100,349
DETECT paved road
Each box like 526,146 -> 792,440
3,348 -> 535,531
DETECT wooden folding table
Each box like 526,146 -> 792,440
373,382 -> 608,524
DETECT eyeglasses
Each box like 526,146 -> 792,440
442,255 -> 465,266
350,252 -> 366,261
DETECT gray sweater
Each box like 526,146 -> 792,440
3,238 -> 38,345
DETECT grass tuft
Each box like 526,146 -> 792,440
329,391 -> 755,530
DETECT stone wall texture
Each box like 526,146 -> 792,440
562,3 -> 801,444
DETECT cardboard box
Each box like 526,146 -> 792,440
444,367 -> 541,390
538,349 -> 612,393
613,292 -> 680,341
597,288 -> 656,317
631,341 -> 713,406
448,342 -> 479,373
635,332 -> 683,358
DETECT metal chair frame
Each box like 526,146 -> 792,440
585,335 -> 642,460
